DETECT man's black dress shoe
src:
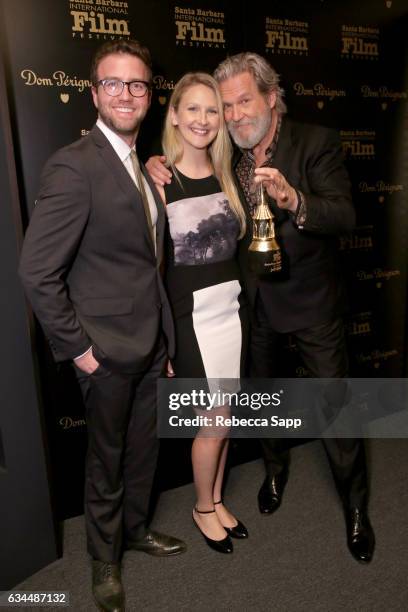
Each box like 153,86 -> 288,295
127,529 -> 186,557
92,560 -> 124,612
214,500 -> 248,539
346,508 -> 375,563
192,508 -> 233,553
258,471 -> 287,514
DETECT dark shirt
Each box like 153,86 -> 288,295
235,115 -> 306,227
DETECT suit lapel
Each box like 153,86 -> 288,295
264,117 -> 297,224
273,117 -> 296,178
90,126 -> 156,257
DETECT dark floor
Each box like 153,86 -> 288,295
16,439 -> 408,611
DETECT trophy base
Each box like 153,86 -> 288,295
248,249 -> 282,275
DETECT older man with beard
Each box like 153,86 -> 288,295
147,52 -> 375,564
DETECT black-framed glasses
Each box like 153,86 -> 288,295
96,78 -> 151,98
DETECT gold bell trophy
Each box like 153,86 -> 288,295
248,183 -> 282,275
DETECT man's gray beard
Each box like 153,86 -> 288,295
227,110 -> 272,149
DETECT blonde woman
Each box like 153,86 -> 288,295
160,73 -> 249,553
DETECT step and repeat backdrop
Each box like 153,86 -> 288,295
1,0 -> 407,518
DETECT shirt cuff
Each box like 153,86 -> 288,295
74,346 -> 92,361
293,190 -> 307,228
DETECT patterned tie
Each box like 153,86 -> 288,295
129,149 -> 154,244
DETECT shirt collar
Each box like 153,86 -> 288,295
96,118 -> 133,162
240,114 -> 282,162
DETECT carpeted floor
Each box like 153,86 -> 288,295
15,439 -> 408,611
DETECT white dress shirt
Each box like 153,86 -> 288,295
96,118 -> 158,248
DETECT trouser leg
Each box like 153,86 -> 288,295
75,341 -> 166,562
249,318 -> 289,476
122,342 -> 166,544
76,364 -> 135,562
294,317 -> 368,508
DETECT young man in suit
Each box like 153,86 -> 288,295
147,52 -> 375,564
19,39 -> 185,612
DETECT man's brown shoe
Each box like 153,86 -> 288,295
127,529 -> 186,557
92,560 -> 124,612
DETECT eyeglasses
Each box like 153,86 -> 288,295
96,79 -> 151,98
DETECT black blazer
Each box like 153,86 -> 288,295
19,126 -> 174,374
237,117 -> 355,333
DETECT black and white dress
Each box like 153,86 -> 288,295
164,170 -> 247,380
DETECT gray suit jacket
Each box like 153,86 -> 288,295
19,125 -> 174,374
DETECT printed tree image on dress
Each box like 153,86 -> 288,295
174,199 -> 239,265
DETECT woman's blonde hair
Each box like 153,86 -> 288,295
162,72 -> 246,237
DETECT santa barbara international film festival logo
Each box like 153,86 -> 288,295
68,0 -> 130,40
293,81 -> 346,110
341,24 -> 379,60
265,16 -> 309,55
175,5 -> 226,48
340,129 -> 376,159
20,68 -> 91,104
346,311 -> 373,337
339,225 -> 374,252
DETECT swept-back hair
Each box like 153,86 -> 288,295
90,38 -> 153,85
162,72 -> 246,237
213,52 -> 287,115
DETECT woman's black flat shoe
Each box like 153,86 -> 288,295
214,500 -> 249,539
192,508 -> 233,554
224,519 -> 249,539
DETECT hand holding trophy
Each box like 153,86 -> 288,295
248,182 -> 282,275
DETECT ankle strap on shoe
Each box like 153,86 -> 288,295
195,506 -> 215,514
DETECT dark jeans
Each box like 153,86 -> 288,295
250,313 -> 368,509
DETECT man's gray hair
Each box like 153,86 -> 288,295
213,52 -> 287,115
